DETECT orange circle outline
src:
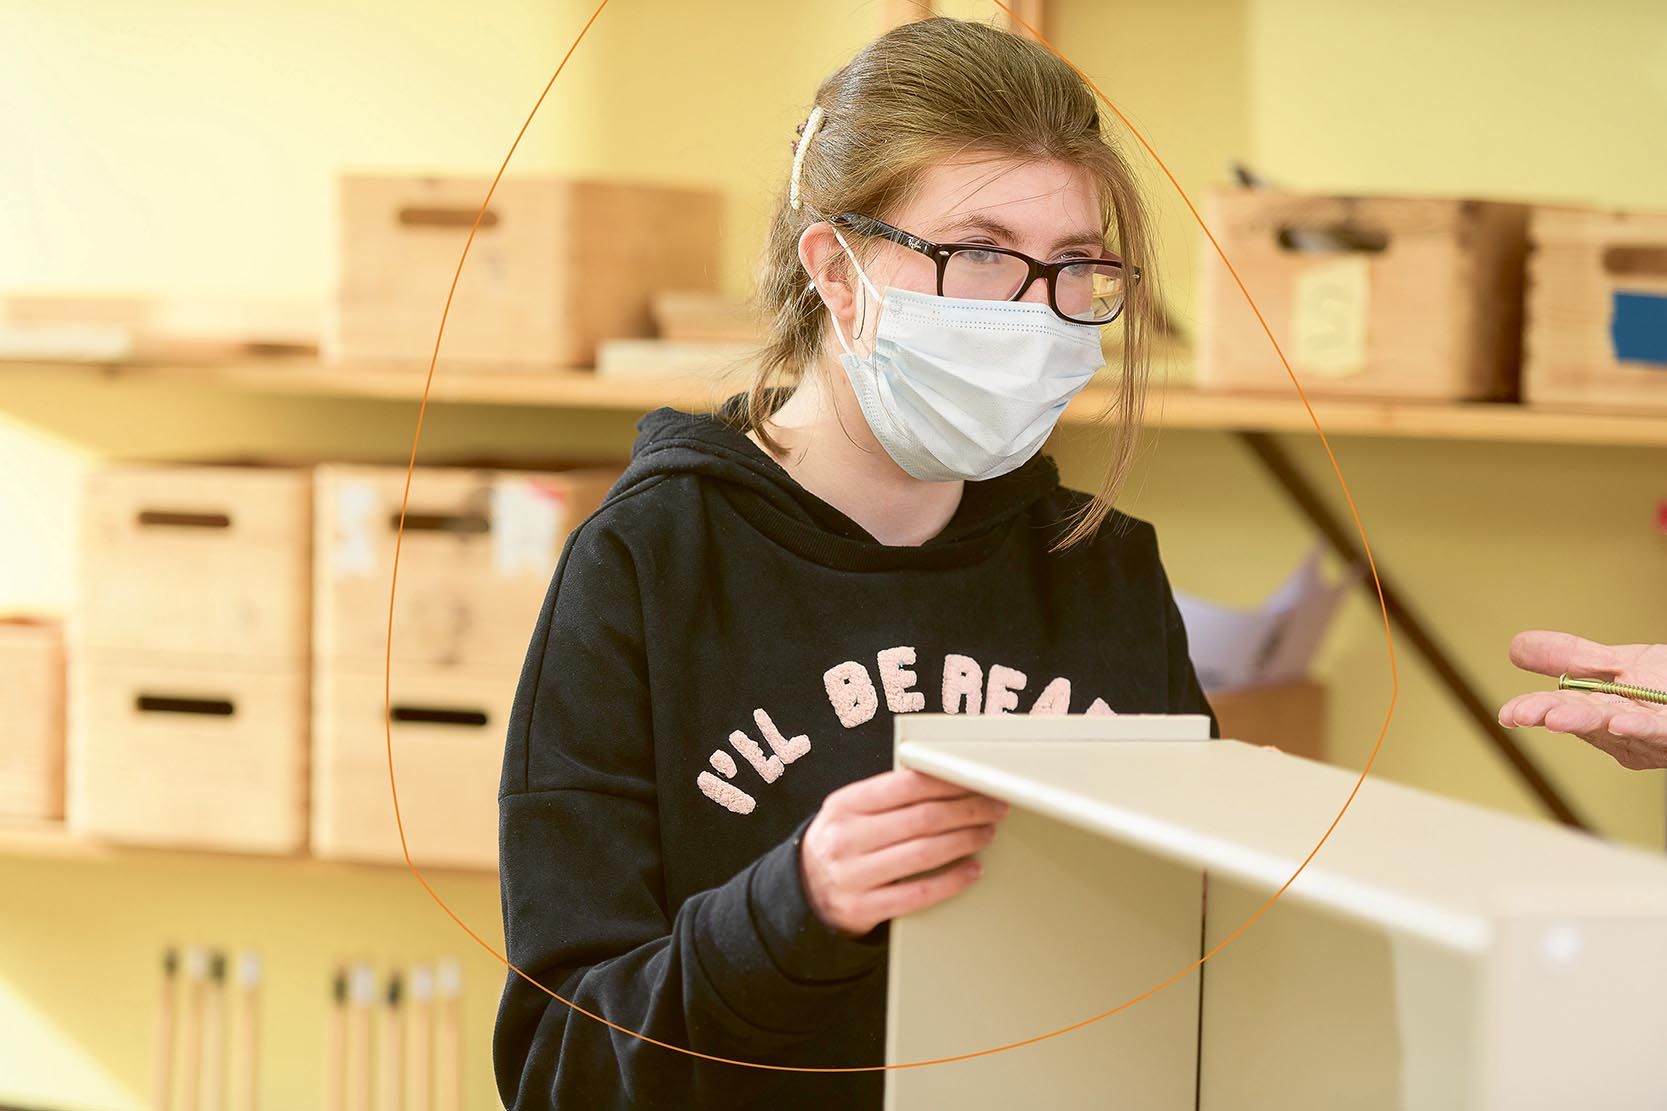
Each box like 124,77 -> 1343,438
380,0 -> 1399,1078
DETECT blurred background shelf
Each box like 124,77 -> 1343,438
6,356 -> 1666,447
0,816 -> 495,875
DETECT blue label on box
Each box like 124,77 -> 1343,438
1612,290 -> 1667,367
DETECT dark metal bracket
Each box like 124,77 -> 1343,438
1236,430 -> 1591,831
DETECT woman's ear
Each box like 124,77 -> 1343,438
798,221 -> 856,321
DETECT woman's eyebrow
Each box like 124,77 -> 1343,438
933,215 -> 1105,252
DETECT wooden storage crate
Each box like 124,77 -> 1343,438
1524,205 -> 1667,414
594,338 -> 756,381
1208,678 -> 1325,761
326,175 -> 723,370
1196,188 -> 1529,400
311,662 -> 512,869
650,289 -> 766,344
313,465 -> 618,671
78,465 -> 311,664
68,658 -> 308,853
0,618 -> 65,820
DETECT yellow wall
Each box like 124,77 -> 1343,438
2,1 -> 1665,1108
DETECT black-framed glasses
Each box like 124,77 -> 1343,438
829,211 -> 1140,325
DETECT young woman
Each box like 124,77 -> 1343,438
494,17 -> 1216,1110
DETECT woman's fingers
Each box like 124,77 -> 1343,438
852,857 -> 984,927
831,767 -> 979,816
838,793 -> 1009,857
802,767 -> 1012,936
839,822 -> 997,891
1508,629 -> 1624,680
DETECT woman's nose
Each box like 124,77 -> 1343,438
1015,274 -> 1051,306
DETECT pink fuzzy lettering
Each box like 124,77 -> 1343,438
1030,677 -> 1071,715
985,665 -> 1028,715
877,646 -> 926,714
824,660 -> 879,728
942,654 -> 984,715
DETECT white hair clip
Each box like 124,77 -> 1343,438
788,104 -> 825,211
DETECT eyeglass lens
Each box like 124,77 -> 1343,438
941,249 -> 1127,323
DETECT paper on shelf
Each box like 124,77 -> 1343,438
491,478 -> 563,576
1174,546 -> 1357,692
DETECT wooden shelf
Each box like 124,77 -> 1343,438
4,356 -> 1666,447
0,817 -> 495,876
3,355 -> 718,411
1140,388 -> 1667,448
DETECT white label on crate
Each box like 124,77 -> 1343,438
1291,254 -> 1370,378
492,479 -> 564,576
332,480 -> 378,577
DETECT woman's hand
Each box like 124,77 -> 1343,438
1498,629 -> 1667,770
799,768 -> 1011,939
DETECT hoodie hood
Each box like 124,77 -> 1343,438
616,393 -> 1066,557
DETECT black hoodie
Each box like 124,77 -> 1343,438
494,397 -> 1217,1110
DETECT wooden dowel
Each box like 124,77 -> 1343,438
407,965 -> 434,1111
178,947 -> 207,1111
434,959 -> 463,1111
231,952 -> 261,1111
344,964 -> 376,1111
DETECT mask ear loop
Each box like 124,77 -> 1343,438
851,266 -> 868,346
819,222 -> 891,460
825,221 -> 882,359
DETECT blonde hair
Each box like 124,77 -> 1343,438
744,15 -> 1160,551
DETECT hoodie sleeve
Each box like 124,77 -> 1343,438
494,517 -> 888,1110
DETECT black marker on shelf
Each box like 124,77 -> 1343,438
379,972 -> 404,1111
203,950 -> 228,1111
324,966 -> 347,1111
151,946 -> 178,1111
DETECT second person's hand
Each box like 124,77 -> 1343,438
1498,629 -> 1667,769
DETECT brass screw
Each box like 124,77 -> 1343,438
1557,673 -> 1667,707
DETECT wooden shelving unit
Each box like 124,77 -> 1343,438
1,351 -> 1658,858
6,356 -> 1667,448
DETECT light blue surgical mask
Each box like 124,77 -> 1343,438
822,226 -> 1106,483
